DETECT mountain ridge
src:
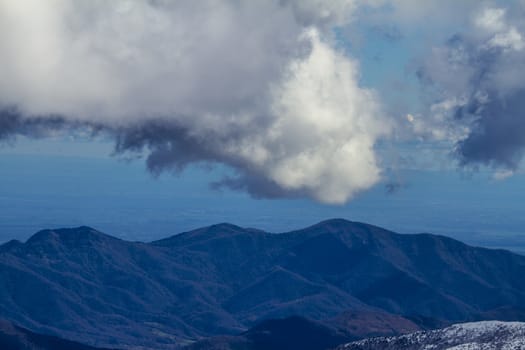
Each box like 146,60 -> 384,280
1,219 -> 525,348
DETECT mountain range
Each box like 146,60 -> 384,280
1,219 -> 525,348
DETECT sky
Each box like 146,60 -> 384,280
1,0 -> 525,252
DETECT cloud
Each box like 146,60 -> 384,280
0,0 -> 390,204
417,5 -> 525,170
492,169 -> 514,181
0,108 -> 78,141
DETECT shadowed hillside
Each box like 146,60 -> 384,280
0,319 -> 113,350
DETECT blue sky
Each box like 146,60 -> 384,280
1,1 -> 524,252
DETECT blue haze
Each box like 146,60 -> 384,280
1,143 -> 524,255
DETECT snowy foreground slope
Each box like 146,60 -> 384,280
339,321 -> 525,350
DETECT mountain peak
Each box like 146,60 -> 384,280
318,218 -> 354,225
295,218 -> 392,243
25,226 -> 110,246
208,222 -> 244,231
0,239 -> 23,253
314,218 -> 356,228
152,222 -> 252,247
312,218 -> 389,232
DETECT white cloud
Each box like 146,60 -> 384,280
475,7 -> 506,33
266,29 -> 390,203
0,0 -> 390,204
493,169 -> 514,181
489,27 -> 525,51
476,8 -> 524,51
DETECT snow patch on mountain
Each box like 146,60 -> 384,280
340,321 -> 525,350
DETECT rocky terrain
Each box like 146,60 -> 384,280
339,321 -> 525,350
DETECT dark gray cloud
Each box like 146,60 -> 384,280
112,119 -> 220,174
0,108 -> 75,141
210,172 -> 304,199
385,181 -> 403,194
456,89 -> 525,169
417,5 -> 525,170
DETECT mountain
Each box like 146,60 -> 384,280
1,220 -> 525,348
0,319 -> 113,350
338,321 -> 525,349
